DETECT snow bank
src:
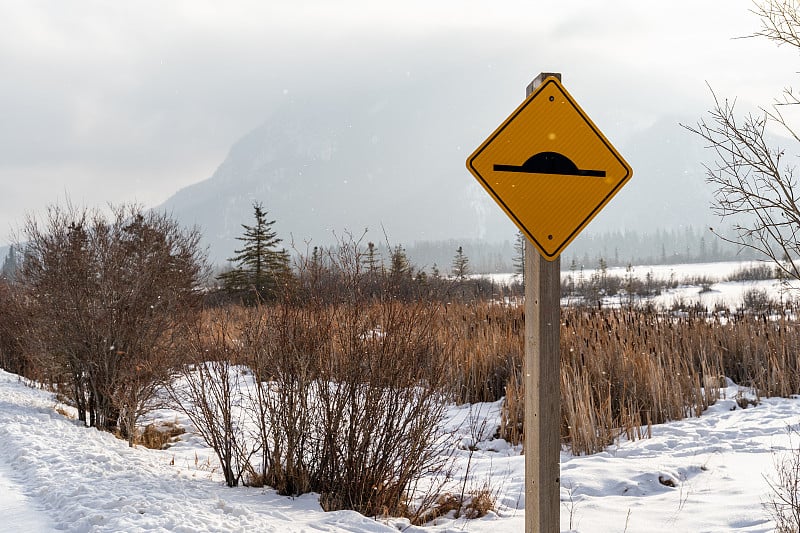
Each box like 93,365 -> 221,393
1,368 -> 799,531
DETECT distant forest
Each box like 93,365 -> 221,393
560,226 -> 758,270
1,226 -> 759,278
395,226 -> 758,275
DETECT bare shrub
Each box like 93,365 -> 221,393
177,235 -> 453,516
239,303 -> 321,496
765,428 -> 800,532
727,263 -> 777,282
13,203 -> 206,444
303,237 -> 452,516
306,242 -> 450,516
0,278 -> 31,377
741,288 -> 776,314
167,312 -> 255,487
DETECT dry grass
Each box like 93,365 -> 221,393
556,309 -> 719,454
413,493 -> 462,525
192,301 -> 800,496
437,302 -> 800,455
136,421 -> 185,450
437,302 -> 522,404
54,406 -> 74,419
463,487 -> 496,519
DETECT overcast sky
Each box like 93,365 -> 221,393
0,0 -> 795,247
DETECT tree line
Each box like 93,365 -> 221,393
0,201 -> 512,520
0,201 -> 511,443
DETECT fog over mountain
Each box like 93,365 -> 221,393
587,115 -> 716,232
160,81 -> 516,264
160,80 -> 720,266
4,0 -> 796,254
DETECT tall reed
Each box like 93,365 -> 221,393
199,301 -> 800,459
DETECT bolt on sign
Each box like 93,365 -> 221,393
466,76 -> 633,260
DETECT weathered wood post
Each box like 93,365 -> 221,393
524,72 -> 562,533
465,69 -> 632,533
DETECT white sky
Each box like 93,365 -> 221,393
0,0 -> 796,247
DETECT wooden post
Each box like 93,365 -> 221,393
524,72 -> 562,533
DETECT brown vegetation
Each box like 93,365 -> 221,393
168,298 -> 450,520
2,203 -> 207,445
137,421 -> 186,450
5,206 -> 800,520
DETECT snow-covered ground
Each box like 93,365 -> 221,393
578,260 -> 800,311
486,260 -> 800,310
2,259 -> 799,532
1,367 -> 799,532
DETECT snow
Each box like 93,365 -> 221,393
3,259 -> 800,531
0,454 -> 56,532
1,367 -> 799,532
485,260 -> 800,310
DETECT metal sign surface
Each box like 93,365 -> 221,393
467,76 -> 632,259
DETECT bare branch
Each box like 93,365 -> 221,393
683,81 -> 800,282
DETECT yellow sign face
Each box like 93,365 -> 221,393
467,77 -> 632,260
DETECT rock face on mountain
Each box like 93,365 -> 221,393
590,115 -> 717,232
160,84 -> 716,265
159,88 -> 516,264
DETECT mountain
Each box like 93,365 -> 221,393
159,83 -> 519,264
587,115 -> 716,233
159,88 -> 717,265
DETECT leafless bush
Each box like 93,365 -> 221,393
12,203 -> 207,444
314,299 -> 449,517
291,238 -> 451,516
289,234 -> 500,305
765,427 -> 800,532
184,236 -> 452,516
0,279 -> 31,377
741,288 -> 777,314
167,312 -> 255,487
239,303 -> 321,496
727,263 -> 777,282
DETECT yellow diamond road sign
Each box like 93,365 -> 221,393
467,76 -> 632,260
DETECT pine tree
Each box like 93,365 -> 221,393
389,245 -> 410,278
218,202 -> 291,302
1,245 -> 18,281
364,242 -> 382,273
387,245 -> 413,296
512,231 -> 525,275
451,246 -> 470,281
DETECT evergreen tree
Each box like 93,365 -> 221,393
363,242 -> 382,273
1,245 -> 18,281
451,246 -> 470,281
218,202 -> 291,302
389,245 -> 410,278
309,245 -> 326,283
387,244 -> 413,296
513,231 -> 525,276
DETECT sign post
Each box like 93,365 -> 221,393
466,72 -> 632,532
